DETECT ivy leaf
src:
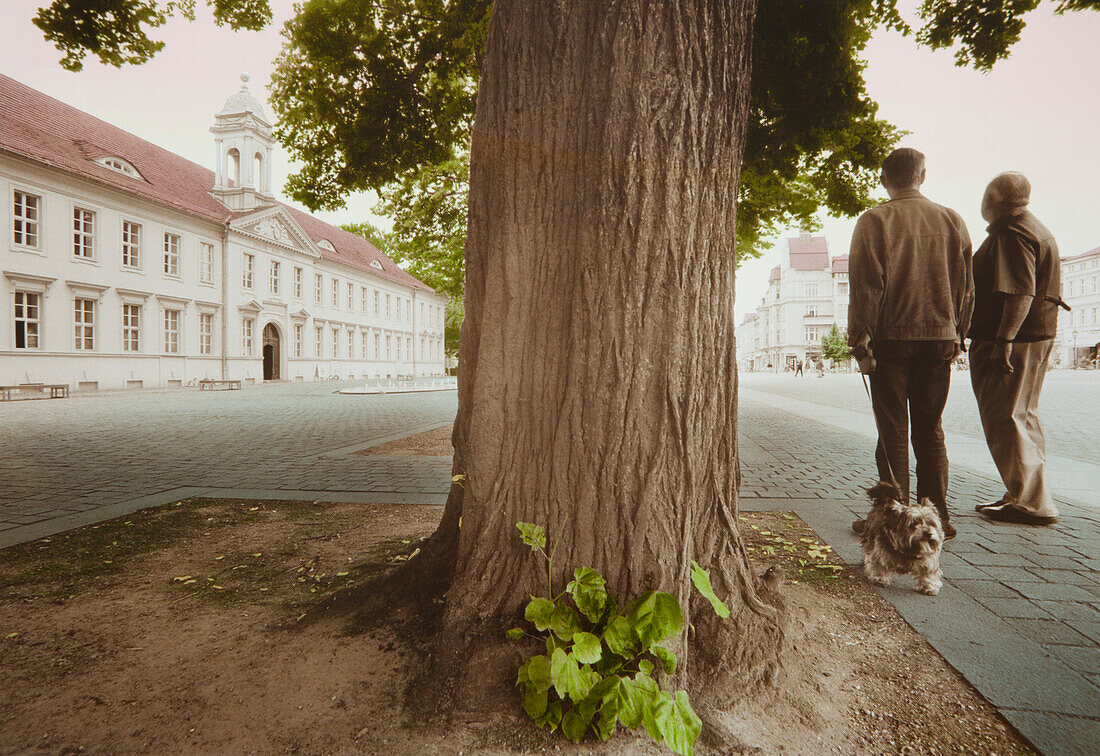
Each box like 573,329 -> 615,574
655,690 -> 702,756
536,699 -> 563,732
546,634 -> 566,656
603,615 -> 635,657
505,627 -> 524,642
637,658 -> 655,676
525,597 -> 554,631
516,522 -> 546,550
595,698 -> 619,741
608,677 -> 645,729
522,654 -> 552,692
549,603 -> 582,642
690,561 -> 731,618
652,645 -> 677,675
522,685 -> 548,719
643,689 -> 672,744
550,648 -> 593,702
571,631 -> 602,665
577,675 -> 619,725
627,591 -> 684,650
562,711 -> 587,743
566,567 -> 608,622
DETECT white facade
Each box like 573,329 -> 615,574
736,234 -> 850,372
1056,245 -> 1100,367
1,75 -> 446,390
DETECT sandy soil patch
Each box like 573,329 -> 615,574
0,499 -> 1033,755
357,424 -> 454,456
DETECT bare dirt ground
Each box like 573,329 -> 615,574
0,427 -> 1035,755
358,425 -> 453,456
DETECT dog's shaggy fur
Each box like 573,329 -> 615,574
860,482 -> 944,595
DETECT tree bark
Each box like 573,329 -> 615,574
422,0 -> 783,692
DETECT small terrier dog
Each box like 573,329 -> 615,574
860,482 -> 944,595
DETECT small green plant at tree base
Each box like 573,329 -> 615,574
508,523 -> 730,755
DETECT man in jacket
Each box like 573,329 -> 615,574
849,148 -> 974,540
969,172 -> 1065,525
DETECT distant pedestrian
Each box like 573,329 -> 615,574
848,148 -> 974,541
969,172 -> 1069,526
795,359 -> 804,377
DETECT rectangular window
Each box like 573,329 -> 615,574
331,279 -> 339,307
386,293 -> 393,319
806,306 -> 818,317
74,298 -> 95,350
420,303 -> 425,322
347,329 -> 354,357
373,332 -> 380,359
294,324 -> 303,357
837,282 -> 849,296
805,283 -> 819,297
406,300 -> 411,321
122,304 -> 141,352
199,313 -> 213,355
374,290 -> 380,316
806,327 -> 820,342
200,242 -> 215,284
270,260 -> 280,294
122,221 -> 142,268
385,333 -> 392,359
242,317 -> 254,356
73,207 -> 95,259
315,325 -> 323,358
362,331 -> 368,358
14,292 -> 40,349
361,287 -> 368,312
243,253 -> 254,289
13,190 -> 40,248
163,309 -> 180,353
294,267 -> 303,299
347,282 -> 354,310
315,274 -> 323,304
163,233 -> 180,277
332,326 -> 339,358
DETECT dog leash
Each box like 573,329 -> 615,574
860,370 -> 901,491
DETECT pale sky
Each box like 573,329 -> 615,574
1,1 -> 1097,320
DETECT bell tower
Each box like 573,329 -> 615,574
211,73 -> 275,211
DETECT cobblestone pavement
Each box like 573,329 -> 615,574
0,381 -> 456,545
738,393 -> 1099,756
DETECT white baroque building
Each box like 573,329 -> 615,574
1,74 -> 447,391
736,234 -> 850,372
1057,244 -> 1100,367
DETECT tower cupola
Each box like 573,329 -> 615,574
211,73 -> 275,211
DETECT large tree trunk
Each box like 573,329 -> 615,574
422,0 -> 782,692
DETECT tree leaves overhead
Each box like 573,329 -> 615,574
33,0 -> 272,71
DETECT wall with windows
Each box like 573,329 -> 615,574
1057,248 -> 1100,367
1,155 -> 224,390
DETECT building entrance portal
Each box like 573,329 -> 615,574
262,323 -> 280,381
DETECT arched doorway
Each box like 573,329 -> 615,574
262,323 -> 280,381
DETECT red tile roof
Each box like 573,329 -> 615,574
0,74 -> 435,294
768,265 -> 781,283
831,255 -> 849,274
1062,246 -> 1100,263
787,235 -> 829,271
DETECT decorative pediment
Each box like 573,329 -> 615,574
66,280 -> 110,301
4,270 -> 56,294
290,308 -> 311,321
231,207 -> 320,259
238,299 -> 263,314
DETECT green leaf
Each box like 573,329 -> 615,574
655,690 -> 702,756
523,654 -> 552,692
643,689 -> 673,744
652,645 -> 677,675
637,658 -> 654,676
627,591 -> 684,650
522,684 -> 548,719
566,567 -> 608,622
595,700 -> 619,741
546,634 -> 566,656
516,522 -> 546,550
550,648 -> 593,702
571,631 -> 602,665
577,675 -> 619,724
505,627 -> 524,642
609,677 -> 645,729
603,615 -> 635,657
562,711 -> 587,743
549,603 -> 582,642
525,597 -> 554,631
535,698 -> 563,731
690,560 -> 731,618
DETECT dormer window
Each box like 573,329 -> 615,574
94,156 -> 143,180
318,239 -> 336,252
369,260 -> 383,270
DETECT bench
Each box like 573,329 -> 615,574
0,383 -> 69,400
199,379 -> 242,391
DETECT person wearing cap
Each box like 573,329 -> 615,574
969,172 -> 1069,526
848,148 -> 974,541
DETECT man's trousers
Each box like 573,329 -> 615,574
969,338 -> 1058,517
868,340 -> 956,519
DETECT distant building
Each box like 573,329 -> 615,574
1,74 -> 447,391
1059,245 -> 1100,367
736,234 -> 849,372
